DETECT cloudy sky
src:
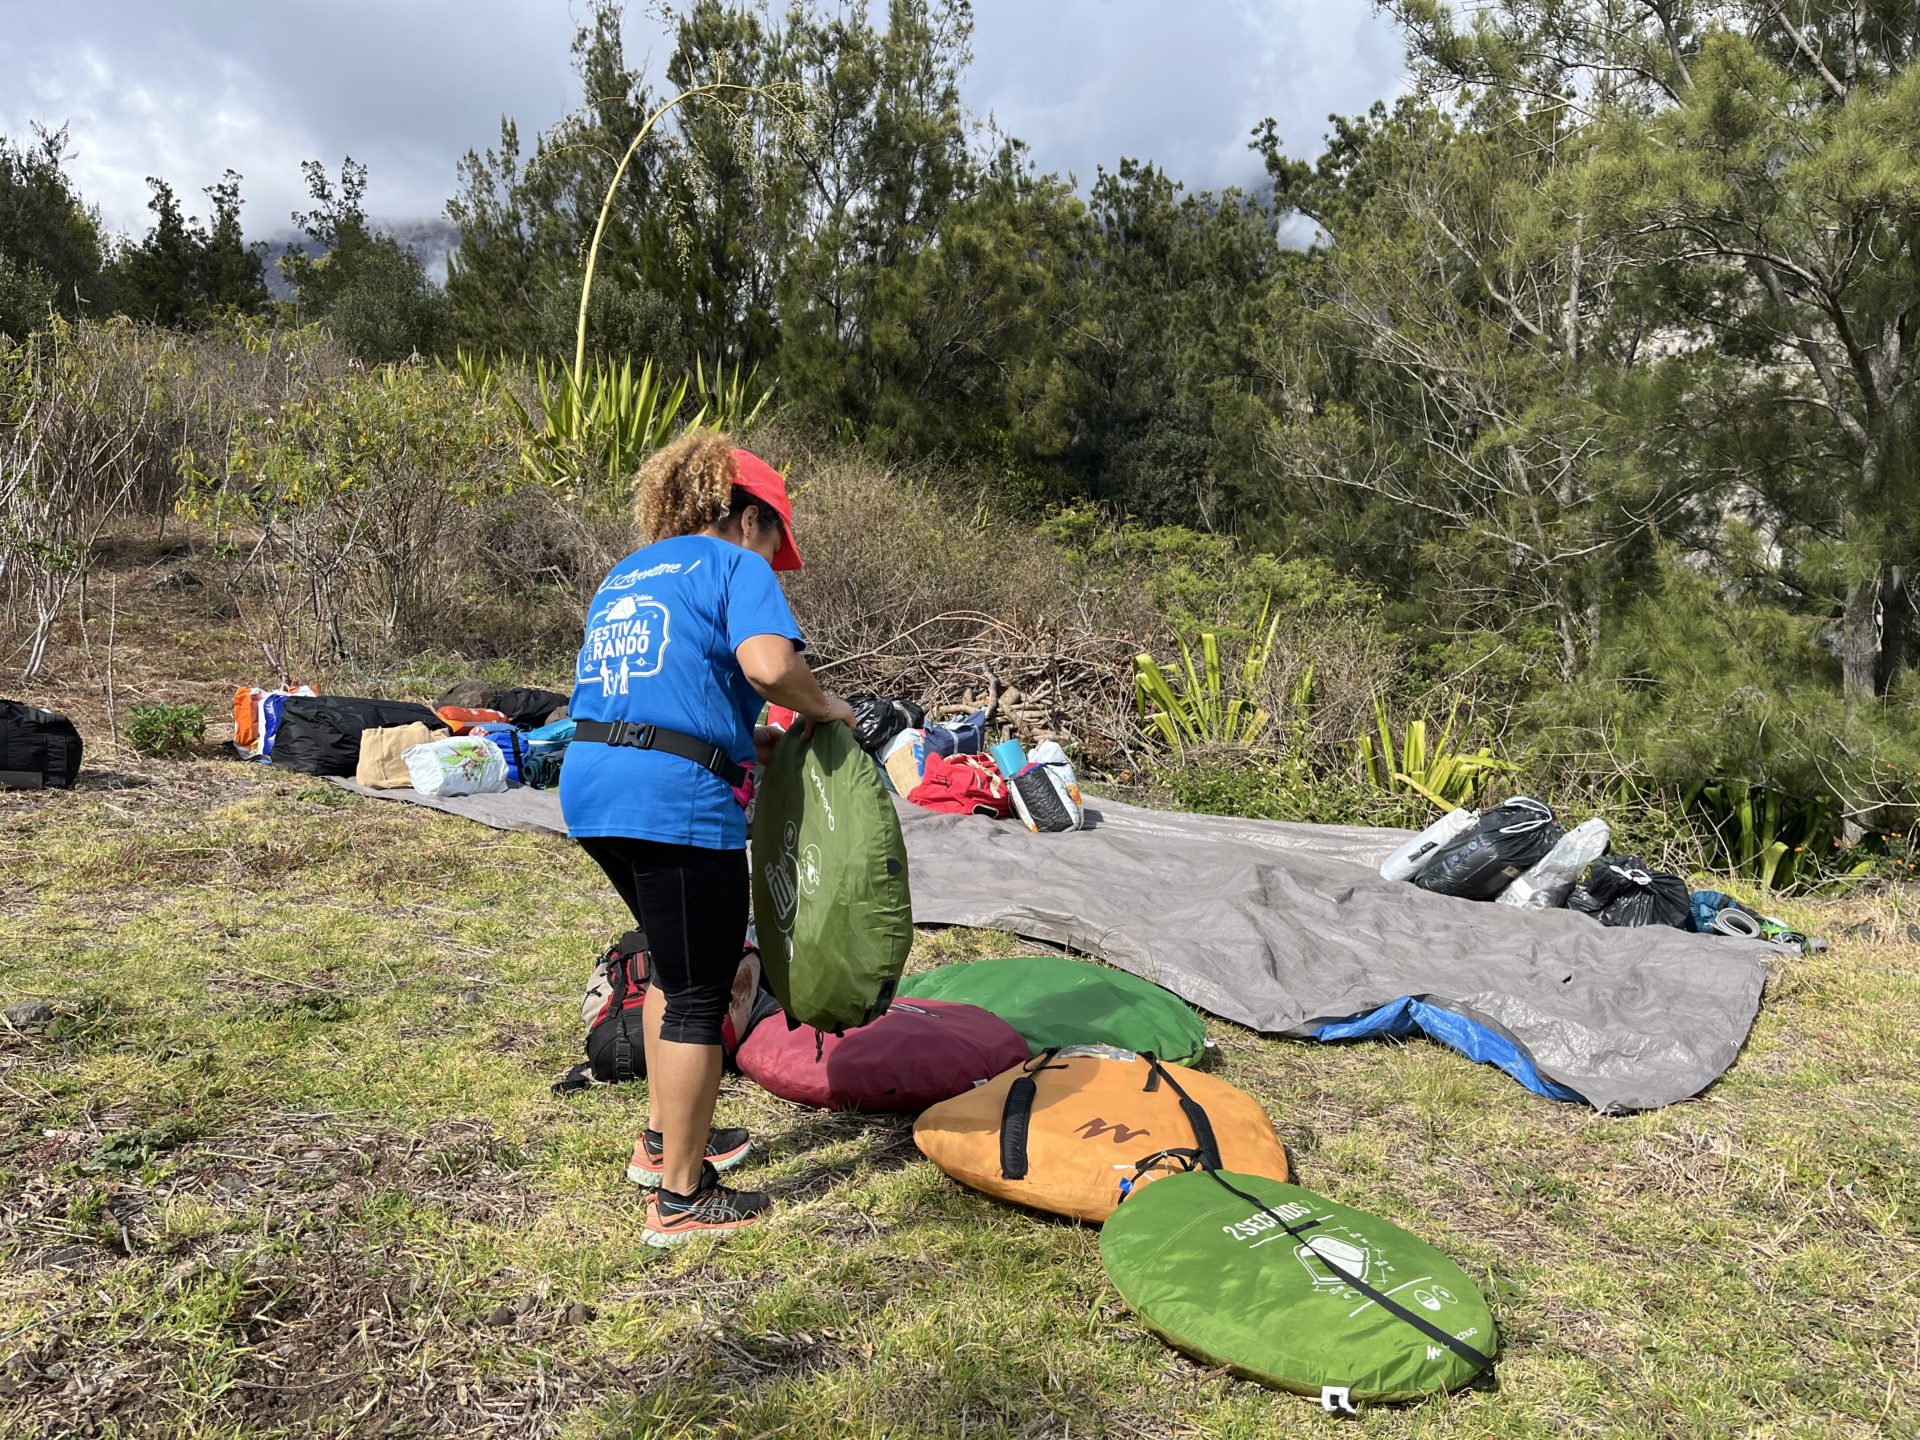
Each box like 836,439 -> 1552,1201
0,0 -> 1405,241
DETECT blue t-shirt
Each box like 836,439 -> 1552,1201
560,535 -> 803,849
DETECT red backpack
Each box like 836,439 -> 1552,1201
909,752 -> 1012,818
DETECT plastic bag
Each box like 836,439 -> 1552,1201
1567,855 -> 1690,928
1497,816 -> 1612,909
1413,798 -> 1561,900
849,693 -> 927,753
1380,808 -> 1477,882
402,736 -> 509,796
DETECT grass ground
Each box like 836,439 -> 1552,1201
3,543 -> 1918,1438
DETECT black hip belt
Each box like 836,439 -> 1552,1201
572,720 -> 747,788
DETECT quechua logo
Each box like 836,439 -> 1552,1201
1075,1117 -> 1151,1145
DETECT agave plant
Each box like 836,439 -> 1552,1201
695,354 -> 775,434
1355,698 -> 1511,811
1133,604 -> 1282,752
1682,781 -> 1864,892
520,356 -> 696,494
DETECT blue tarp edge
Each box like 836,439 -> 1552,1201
1314,996 -> 1589,1104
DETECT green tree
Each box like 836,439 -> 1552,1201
194,171 -> 270,313
0,125 -> 110,334
445,1 -> 681,364
286,157 -> 446,361
1383,1 -> 1920,707
1048,158 -> 1282,529
1256,94 -> 1670,676
115,178 -> 202,326
776,1 -> 977,423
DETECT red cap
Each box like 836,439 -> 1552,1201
730,448 -> 802,572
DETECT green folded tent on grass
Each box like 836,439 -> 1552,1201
1100,1169 -> 1498,1406
898,954 -> 1206,1064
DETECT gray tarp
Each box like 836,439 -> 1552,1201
331,780 -> 1771,1112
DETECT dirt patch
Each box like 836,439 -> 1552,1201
0,1113 -> 606,1439
2,1248 -> 628,1440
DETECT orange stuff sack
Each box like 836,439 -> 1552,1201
435,706 -> 509,735
233,687 -> 261,751
913,1048 -> 1289,1224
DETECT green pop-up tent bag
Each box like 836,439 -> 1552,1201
751,723 -> 912,1032
1100,1170 -> 1497,1407
898,956 -> 1205,1064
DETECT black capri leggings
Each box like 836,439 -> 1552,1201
578,837 -> 749,1046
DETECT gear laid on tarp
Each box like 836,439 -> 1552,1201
1100,1168 -> 1497,1406
898,955 -> 1206,1065
321,783 -> 1773,1111
847,692 -> 925,753
913,1049 -> 1289,1224
1413,798 -> 1562,900
272,697 -> 441,777
736,998 -> 1029,1113
1570,855 -> 1692,929
749,722 -> 913,1032
433,681 -> 568,730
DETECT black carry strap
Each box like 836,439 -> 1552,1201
573,719 -> 746,788
998,1049 -> 1069,1180
606,951 -> 640,1080
1140,1054 -> 1223,1172
552,1062 -> 592,1094
1203,1168 -> 1495,1378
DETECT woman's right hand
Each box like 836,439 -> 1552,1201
804,694 -> 857,739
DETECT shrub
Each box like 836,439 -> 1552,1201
178,355 -> 525,673
125,702 -> 206,758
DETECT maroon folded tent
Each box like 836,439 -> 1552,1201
736,998 -> 1028,1113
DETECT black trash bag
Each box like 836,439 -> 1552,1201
1413,797 -> 1562,900
1567,856 -> 1690,928
847,693 -> 926,753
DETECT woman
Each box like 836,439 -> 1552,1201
562,430 -> 854,1247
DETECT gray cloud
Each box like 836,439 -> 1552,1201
0,0 -> 1404,240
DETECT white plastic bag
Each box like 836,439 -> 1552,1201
402,736 -> 509,797
1498,816 -> 1612,909
1379,808 -> 1477,882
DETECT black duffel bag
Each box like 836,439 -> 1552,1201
1,701 -> 84,790
271,697 -> 440,777
1413,797 -> 1562,901
434,682 -> 568,730
490,686 -> 568,729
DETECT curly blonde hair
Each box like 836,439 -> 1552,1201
634,429 -> 738,543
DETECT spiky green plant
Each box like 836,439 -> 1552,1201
1355,698 -> 1511,811
1683,782 -> 1869,892
1133,604 -> 1282,752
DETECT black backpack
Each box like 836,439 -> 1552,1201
0,701 -> 83,790
552,931 -> 780,1093
553,930 -> 651,1092
270,696 -> 441,777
